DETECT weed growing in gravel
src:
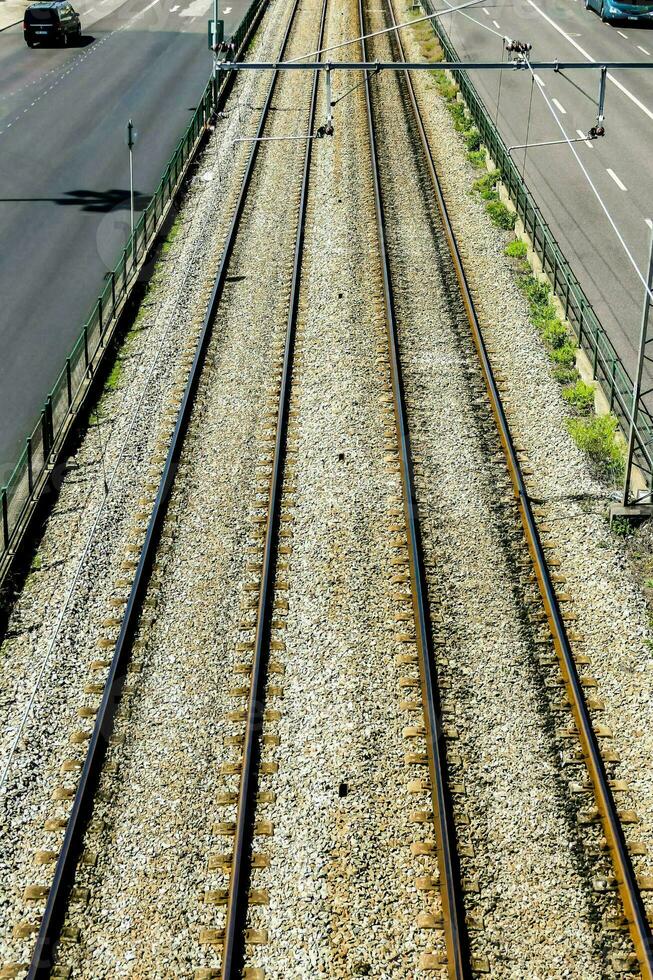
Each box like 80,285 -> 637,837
485,199 -> 516,230
447,100 -> 471,132
432,70 -> 458,102
467,149 -> 486,168
542,319 -> 569,349
552,365 -> 580,385
472,170 -> 500,201
567,414 -> 625,479
505,239 -> 527,259
466,129 -> 481,152
611,515 -> 634,538
562,379 -> 595,415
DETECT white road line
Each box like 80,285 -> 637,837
552,97 -> 566,114
607,168 -> 627,191
534,73 -> 545,87
527,0 -> 653,123
646,218 -> 653,230
483,6 -> 489,14
492,19 -> 500,28
637,45 -> 650,56
576,127 -> 593,147
616,29 -> 628,38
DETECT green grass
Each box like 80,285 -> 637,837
562,379 -> 595,414
505,239 -> 527,259
105,360 -> 123,392
567,414 -> 624,478
162,214 -> 183,255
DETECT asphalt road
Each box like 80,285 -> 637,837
438,0 -> 653,401
0,0 -> 249,484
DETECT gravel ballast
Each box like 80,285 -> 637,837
400,0 -> 653,933
0,0 -> 299,969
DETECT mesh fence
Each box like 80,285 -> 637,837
1,0 -> 267,558
422,0 -> 653,484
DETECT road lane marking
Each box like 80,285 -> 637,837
646,219 -> 653,230
576,128 -> 593,147
492,19 -> 500,28
179,0 -> 207,15
527,0 -> 653,123
552,97 -> 567,114
534,73 -> 545,87
607,168 -> 627,191
637,45 -> 650,56
616,29 -> 628,38
483,6 -> 489,14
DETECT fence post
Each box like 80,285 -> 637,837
66,358 -> 72,408
84,323 -> 89,369
45,396 -> 54,457
1,488 -> 8,551
27,437 -> 33,495
98,295 -> 104,340
111,271 -> 116,314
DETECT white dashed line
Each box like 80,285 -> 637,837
576,128 -> 593,147
607,168 -> 627,191
483,6 -> 489,14
552,97 -> 567,114
527,1 -> 653,123
646,218 -> 653,230
492,19 -> 500,28
637,45 -> 650,56
617,29 -> 628,38
534,73 -> 545,87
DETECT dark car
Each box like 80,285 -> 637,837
24,0 -> 82,47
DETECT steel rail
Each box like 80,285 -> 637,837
359,1 -> 469,977
219,0 -> 328,974
383,0 -> 653,974
23,1 -> 305,975
218,60 -> 653,70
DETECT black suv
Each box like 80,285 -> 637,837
24,1 -> 82,47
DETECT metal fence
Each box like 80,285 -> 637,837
0,0 -> 268,575
423,0 -> 653,487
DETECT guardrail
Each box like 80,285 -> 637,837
423,0 -> 653,490
0,0 -> 268,585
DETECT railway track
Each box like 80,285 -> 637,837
361,0 -> 653,975
10,0 -> 329,974
2,0 -> 653,974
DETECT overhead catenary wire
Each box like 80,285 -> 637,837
438,0 -> 506,40
287,0 -> 486,64
524,57 -> 653,306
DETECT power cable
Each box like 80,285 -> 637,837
524,57 -> 653,305
287,0 -> 485,64
495,37 -> 505,127
522,70 -> 535,181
